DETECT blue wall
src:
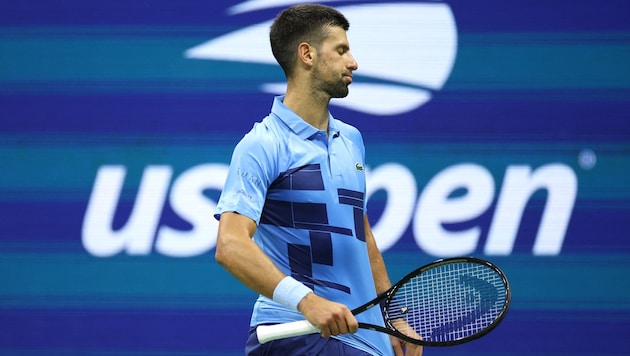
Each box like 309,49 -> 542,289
1,1 -> 629,354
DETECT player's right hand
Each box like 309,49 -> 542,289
297,292 -> 358,338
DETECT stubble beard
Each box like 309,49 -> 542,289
329,80 -> 350,99
312,65 -> 350,99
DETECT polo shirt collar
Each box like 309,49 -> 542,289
271,96 -> 339,140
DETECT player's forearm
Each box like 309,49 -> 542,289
363,215 -> 392,294
369,244 -> 392,294
215,212 -> 286,299
216,233 -> 285,298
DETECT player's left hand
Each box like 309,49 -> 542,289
391,335 -> 422,356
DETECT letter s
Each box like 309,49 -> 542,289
155,164 -> 228,257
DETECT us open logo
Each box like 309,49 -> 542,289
185,1 -> 458,116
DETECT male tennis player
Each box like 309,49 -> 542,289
214,4 -> 422,355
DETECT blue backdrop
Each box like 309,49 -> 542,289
1,0 -> 629,355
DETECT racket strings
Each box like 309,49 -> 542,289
385,262 -> 507,343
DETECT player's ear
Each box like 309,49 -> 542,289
297,42 -> 315,67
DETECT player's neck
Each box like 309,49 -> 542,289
284,84 -> 330,131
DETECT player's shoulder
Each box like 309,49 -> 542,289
332,117 -> 364,144
237,115 -> 283,151
332,116 -> 359,131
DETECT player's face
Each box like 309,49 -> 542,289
311,26 -> 358,99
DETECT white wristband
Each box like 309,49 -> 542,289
272,276 -> 313,311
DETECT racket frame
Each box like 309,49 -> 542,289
364,256 -> 512,347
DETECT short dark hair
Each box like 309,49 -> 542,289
269,4 -> 350,77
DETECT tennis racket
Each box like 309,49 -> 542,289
257,257 -> 511,347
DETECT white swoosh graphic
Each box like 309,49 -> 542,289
228,0 -> 363,15
185,3 -> 457,116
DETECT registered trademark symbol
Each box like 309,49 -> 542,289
578,149 -> 597,170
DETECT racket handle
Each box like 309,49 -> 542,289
257,320 -> 319,344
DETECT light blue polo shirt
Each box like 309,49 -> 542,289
215,96 -> 392,356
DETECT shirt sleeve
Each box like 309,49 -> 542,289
214,126 -> 277,224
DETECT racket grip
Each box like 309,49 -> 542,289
257,320 -> 319,344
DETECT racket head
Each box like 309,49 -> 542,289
382,257 -> 511,347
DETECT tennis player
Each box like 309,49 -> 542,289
214,4 -> 422,355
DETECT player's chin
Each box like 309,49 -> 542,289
330,87 -> 350,99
